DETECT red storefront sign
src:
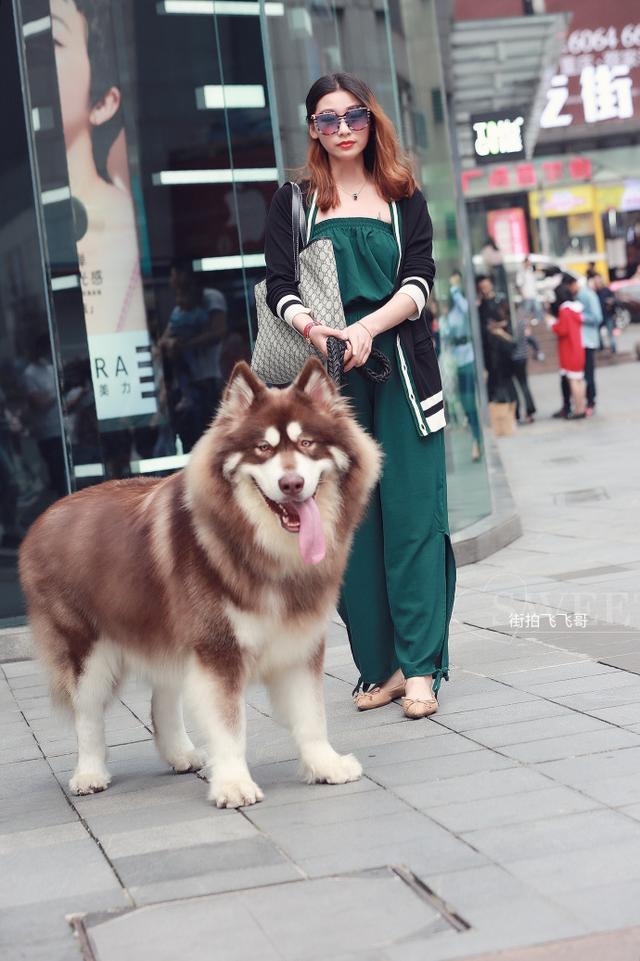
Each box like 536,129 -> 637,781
461,156 -> 593,196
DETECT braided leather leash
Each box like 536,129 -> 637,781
326,336 -> 391,387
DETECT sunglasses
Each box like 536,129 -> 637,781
310,106 -> 371,136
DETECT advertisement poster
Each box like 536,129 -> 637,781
51,0 -> 157,421
487,208 -> 529,258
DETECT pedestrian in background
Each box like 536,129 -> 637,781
516,256 -> 544,361
511,305 -> 536,424
550,280 -> 586,420
592,273 -> 618,354
480,237 -> 508,299
476,274 -> 511,396
444,271 -> 481,461
577,273 -> 603,416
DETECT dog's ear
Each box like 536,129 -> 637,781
222,362 -> 265,413
294,358 -> 337,405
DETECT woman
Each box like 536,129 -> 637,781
550,280 -> 586,420
264,73 -> 456,719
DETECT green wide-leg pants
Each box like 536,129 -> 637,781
338,323 -> 456,695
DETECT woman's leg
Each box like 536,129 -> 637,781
570,376 -> 586,415
373,334 -> 456,700
338,366 -> 397,690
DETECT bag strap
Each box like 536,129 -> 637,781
290,181 -> 306,283
326,336 -> 391,386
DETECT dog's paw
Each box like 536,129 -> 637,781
209,777 -> 264,809
303,750 -> 363,785
69,767 -> 111,796
167,747 -> 207,774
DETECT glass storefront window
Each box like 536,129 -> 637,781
1,0 -> 67,621
4,0 -> 492,623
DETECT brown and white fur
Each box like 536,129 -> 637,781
19,360 -> 381,808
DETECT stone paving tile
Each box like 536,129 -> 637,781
436,689 -> 538,715
496,728 -> 640,764
584,703 -> 640,726
503,837 -> 640,896
536,745 -> 640,785
433,699 -> 570,734
621,803 -> 640,821
487,661 -> 621,689
426,786 -> 600,834
384,899 -> 588,961
80,798 -> 236,836
390,767 -> 552,811
523,672 -> 640,698
551,880 -> 640,932
373,749 -> 515,789
298,830 -> 488,880
129,862 -> 303,906
481,655 -> 593,677
461,809 -> 640,863
462,713 -> 607,749
112,834 -> 288,889
0,838 -> 122,909
361,730 -> 480,770
0,821 -> 87,854
246,786 -> 407,831
99,811 -> 258,859
0,891 -> 129,952
549,687 -> 640,712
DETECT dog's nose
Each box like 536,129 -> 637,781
278,472 -> 304,497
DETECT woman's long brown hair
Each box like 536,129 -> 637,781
303,73 -> 417,212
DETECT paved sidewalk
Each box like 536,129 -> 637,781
2,361 -> 640,961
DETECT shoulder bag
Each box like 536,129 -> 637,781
252,182 -> 390,387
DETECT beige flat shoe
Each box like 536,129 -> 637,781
402,696 -> 438,719
354,681 -> 405,712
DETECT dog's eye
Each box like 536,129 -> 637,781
299,438 -> 314,449
256,442 -> 271,453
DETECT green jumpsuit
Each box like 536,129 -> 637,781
309,210 -> 456,695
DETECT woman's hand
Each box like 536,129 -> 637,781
308,324 -> 352,361
343,320 -> 373,372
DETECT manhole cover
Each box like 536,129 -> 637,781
553,487 -> 609,505
71,866 -> 469,960
546,456 -> 581,465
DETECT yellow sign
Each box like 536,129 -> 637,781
529,185 -> 595,218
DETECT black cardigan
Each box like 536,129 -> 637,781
264,182 -> 445,436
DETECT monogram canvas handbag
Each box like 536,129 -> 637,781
252,182 -> 346,385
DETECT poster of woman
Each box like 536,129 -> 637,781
51,0 -> 157,420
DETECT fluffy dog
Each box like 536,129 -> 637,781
19,360 -> 381,807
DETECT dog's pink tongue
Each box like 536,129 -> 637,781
296,498 -> 326,565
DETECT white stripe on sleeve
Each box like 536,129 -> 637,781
399,282 -> 426,320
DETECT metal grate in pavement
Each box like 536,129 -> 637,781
553,487 -> 609,505
70,866 -> 469,960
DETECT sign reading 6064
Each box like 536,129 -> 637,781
567,24 -> 640,55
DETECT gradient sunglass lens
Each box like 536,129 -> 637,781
344,108 -> 369,131
315,113 -> 340,135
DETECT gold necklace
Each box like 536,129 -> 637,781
336,179 -> 368,201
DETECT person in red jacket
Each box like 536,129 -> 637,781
549,279 -> 586,419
